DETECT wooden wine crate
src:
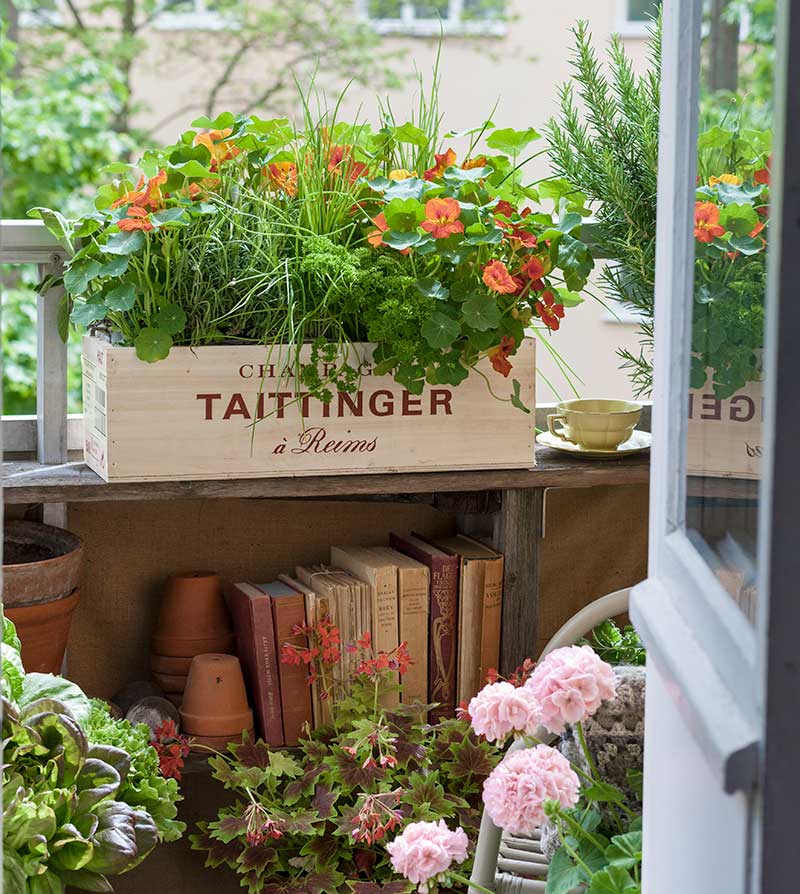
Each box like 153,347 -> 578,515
687,373 -> 762,480
81,336 -> 536,482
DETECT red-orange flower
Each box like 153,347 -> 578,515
117,206 -> 154,232
348,161 -> 369,184
110,175 -> 146,210
482,259 -> 518,294
267,161 -> 298,197
535,290 -> 565,331
462,155 -> 488,170
750,220 -> 765,239
194,128 -> 240,172
508,226 -> 537,248
424,148 -> 457,181
494,200 -> 516,219
694,202 -> 726,243
367,212 -> 389,247
110,169 -> 166,212
488,335 -> 516,377
754,155 -> 771,185
327,144 -> 350,173
521,256 -> 546,280
420,197 -> 464,239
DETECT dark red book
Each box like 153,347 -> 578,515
390,533 -> 459,722
227,582 -> 284,746
265,581 -> 313,746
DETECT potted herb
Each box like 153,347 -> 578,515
33,80 -> 594,482
1,615 -> 184,893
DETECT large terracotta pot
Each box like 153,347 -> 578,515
180,653 -> 253,737
154,572 -> 231,640
3,521 -> 83,673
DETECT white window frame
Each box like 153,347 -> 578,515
629,0 -> 760,795
151,0 -> 230,31
355,0 -> 506,38
616,0 -> 661,39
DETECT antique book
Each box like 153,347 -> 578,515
389,533 -> 459,722
330,546 -> 400,706
323,568 -> 366,684
295,566 -> 341,714
226,581 -> 284,745
372,547 -> 430,709
263,581 -> 313,746
433,535 -> 504,705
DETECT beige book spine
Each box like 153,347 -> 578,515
397,566 -> 430,708
479,557 -> 504,685
456,558 -> 486,705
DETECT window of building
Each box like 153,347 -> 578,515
152,0 -> 229,31
359,0 -> 506,37
619,0 -> 661,36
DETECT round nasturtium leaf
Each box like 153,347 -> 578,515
153,303 -> 188,335
104,283 -> 137,312
134,328 -> 173,363
462,293 -> 502,332
421,312 -> 461,349
70,301 -> 108,327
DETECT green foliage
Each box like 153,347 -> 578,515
581,621 -> 646,667
39,80 -> 593,411
548,20 -> 770,399
83,700 -> 186,843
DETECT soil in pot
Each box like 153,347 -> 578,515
180,653 -> 253,736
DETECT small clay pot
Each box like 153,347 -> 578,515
6,589 -> 81,674
180,653 -> 253,736
153,572 -> 232,641
151,671 -> 188,694
188,729 -> 254,753
150,653 -> 193,675
3,521 -> 83,606
150,632 -> 237,658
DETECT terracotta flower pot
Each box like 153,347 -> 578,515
6,589 -> 81,674
151,671 -> 188,694
150,654 -> 193,675
150,631 -> 237,658
180,653 -> 253,737
153,571 -> 231,641
3,521 -> 84,674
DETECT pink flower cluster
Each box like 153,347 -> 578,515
482,744 -> 580,836
387,820 -> 469,890
468,681 -> 539,743
525,644 -> 618,734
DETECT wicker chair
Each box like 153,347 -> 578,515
468,587 -> 632,894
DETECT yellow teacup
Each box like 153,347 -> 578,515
547,399 -> 642,450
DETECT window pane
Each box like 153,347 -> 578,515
367,0 -> 403,18
462,0 -> 504,20
684,2 -> 774,624
627,0 -> 660,22
411,1 -> 449,18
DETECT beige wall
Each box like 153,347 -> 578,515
132,1 -> 654,401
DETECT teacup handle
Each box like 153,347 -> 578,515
547,414 -> 576,443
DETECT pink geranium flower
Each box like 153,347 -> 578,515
468,681 -> 540,743
387,820 -> 468,890
525,645 -> 617,734
482,744 -> 580,836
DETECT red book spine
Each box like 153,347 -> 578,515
390,535 -> 459,722
271,595 -> 313,746
227,584 -> 284,746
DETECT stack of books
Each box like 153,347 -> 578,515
227,534 -> 504,745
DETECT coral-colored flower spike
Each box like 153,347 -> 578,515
421,197 -> 464,239
694,201 -> 726,243
482,259 -> 518,294
424,148 -> 457,181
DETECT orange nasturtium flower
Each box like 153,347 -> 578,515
194,128 -> 240,171
367,212 -> 389,247
494,200 -> 516,219
117,206 -> 154,232
423,148 -> 457,181
482,259 -> 518,294
750,220 -> 766,239
535,290 -> 565,331
462,155 -> 488,170
521,256 -> 546,281
110,169 -> 167,212
708,173 -> 742,187
754,156 -> 771,185
488,335 -> 516,377
267,161 -> 298,197
694,201 -> 726,243
327,145 -> 350,173
420,197 -> 464,239
389,168 -> 413,181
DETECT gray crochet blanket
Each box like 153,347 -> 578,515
540,665 -> 645,860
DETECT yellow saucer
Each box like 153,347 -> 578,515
537,429 -> 652,458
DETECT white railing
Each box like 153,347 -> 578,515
2,220 -> 69,464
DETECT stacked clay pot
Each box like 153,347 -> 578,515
180,653 -> 254,749
4,521 -> 83,674
149,572 -> 235,708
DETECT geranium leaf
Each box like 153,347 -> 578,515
211,815 -> 248,843
401,772 -> 455,818
265,750 -> 303,778
586,866 -> 639,894
306,868 -> 346,894
237,843 -> 277,874
284,808 -> 320,835
545,847 -> 584,894
421,311 -> 461,349
134,328 -> 172,363
190,827 -> 243,869
448,736 -> 496,779
605,831 -> 643,870
229,733 -> 271,768
301,833 -> 341,866
311,784 -> 337,819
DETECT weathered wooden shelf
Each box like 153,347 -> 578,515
3,447 -> 649,504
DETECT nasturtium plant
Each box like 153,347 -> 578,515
33,81 -> 594,412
